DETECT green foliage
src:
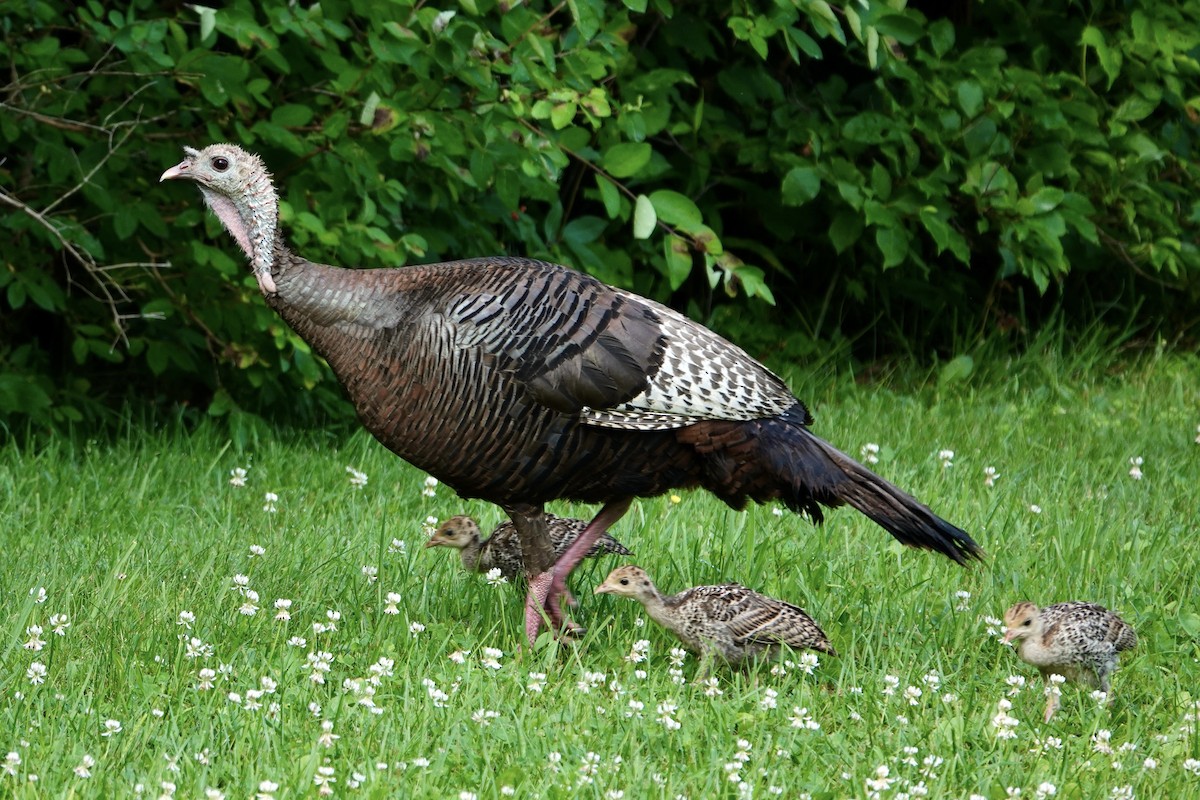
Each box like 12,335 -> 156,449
1,0 -> 1197,427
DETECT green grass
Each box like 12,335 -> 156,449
2,352 -> 1200,799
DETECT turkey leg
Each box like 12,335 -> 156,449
523,498 -> 632,643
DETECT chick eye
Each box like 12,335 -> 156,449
212,156 -> 230,171
1023,619 -> 1032,626
619,578 -> 629,586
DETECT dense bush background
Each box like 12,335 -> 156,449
2,0 -> 1197,430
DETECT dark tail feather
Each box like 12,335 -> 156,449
761,420 -> 984,565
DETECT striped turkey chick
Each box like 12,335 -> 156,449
595,565 -> 835,669
1003,601 -> 1137,721
425,514 -> 632,580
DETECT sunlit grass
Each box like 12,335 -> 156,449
2,352 -> 1199,798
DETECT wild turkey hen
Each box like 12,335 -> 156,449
161,144 -> 983,644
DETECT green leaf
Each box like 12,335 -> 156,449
1081,26 -> 1122,88
596,176 -> 621,219
601,142 -> 652,179
622,0 -> 647,10
272,104 -> 314,127
928,19 -> 954,57
956,81 -> 984,118
649,190 -> 703,232
873,13 -> 924,46
829,212 -> 863,254
359,91 -> 380,127
938,355 -> 974,388
566,0 -> 601,39
632,195 -> 656,239
663,234 -> 692,290
875,225 -> 911,269
781,166 -> 821,206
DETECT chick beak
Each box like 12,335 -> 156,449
423,538 -> 442,549
593,581 -> 613,596
1001,628 -> 1019,644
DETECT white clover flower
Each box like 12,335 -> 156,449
49,613 -> 70,635
922,671 -> 941,689
229,467 -> 247,487
231,574 -> 250,592
196,668 -> 216,691
1195,424 -> 1200,445
480,647 -> 503,670
656,702 -> 681,730
577,671 -> 606,693
101,719 -> 122,737
287,636 -> 306,647
625,639 -> 650,663
882,674 -> 900,695
421,476 -> 438,497
1091,689 -> 1109,704
485,567 -> 508,586
1034,781 -> 1057,799
30,586 -> 47,604
388,537 -> 408,554
790,707 -> 819,730
176,610 -> 195,629
1029,504 -> 1042,514
904,685 -> 922,705
379,592 -> 401,615
937,449 -> 954,468
362,565 -> 378,583
239,590 -> 259,616
861,442 -> 880,464
760,688 -> 778,710
1006,674 -> 1027,695
954,590 -> 971,611
73,754 -> 95,778
865,764 -> 893,793
26,662 -> 47,685
668,647 -> 688,666
409,621 -> 425,637
346,465 -> 368,488
1143,757 -> 1157,770
1093,729 -> 1114,754
698,676 -> 722,697
448,649 -> 469,664
314,764 -> 336,795
984,466 -> 999,487
272,598 -> 291,621
317,719 -> 340,748
527,672 -> 547,693
471,709 -> 500,726
248,544 -> 265,557
23,625 -> 45,651
1185,758 -> 1200,776
1129,456 -> 1143,480
256,780 -> 279,800
262,492 -> 278,513
3,752 -> 20,777
797,652 -> 820,674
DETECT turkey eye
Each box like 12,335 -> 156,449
212,156 -> 230,171
619,579 -> 629,586
1023,620 -> 1031,626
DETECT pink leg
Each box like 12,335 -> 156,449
523,498 -> 633,645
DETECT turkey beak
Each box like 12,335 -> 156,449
159,160 -> 191,182
593,581 -> 613,596
1001,628 -> 1018,644
423,538 -> 441,549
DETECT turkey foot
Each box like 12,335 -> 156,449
524,572 -> 584,643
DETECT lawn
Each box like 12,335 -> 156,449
2,350 -> 1199,799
